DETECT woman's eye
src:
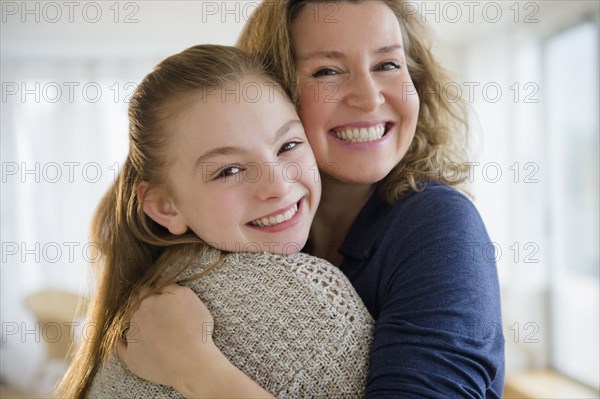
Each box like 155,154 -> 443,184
216,166 -> 242,179
376,61 -> 401,71
312,68 -> 337,78
279,141 -> 301,154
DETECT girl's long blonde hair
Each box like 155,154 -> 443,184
56,45 -> 269,398
238,0 -> 471,202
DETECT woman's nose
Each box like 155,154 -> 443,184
343,73 -> 384,112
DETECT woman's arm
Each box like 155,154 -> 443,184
354,186 -> 505,398
117,284 -> 274,398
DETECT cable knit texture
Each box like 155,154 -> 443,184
88,248 -> 374,398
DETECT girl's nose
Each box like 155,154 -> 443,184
256,161 -> 291,201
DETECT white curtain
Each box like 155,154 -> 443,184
0,1 -> 247,391
1,56 -> 153,391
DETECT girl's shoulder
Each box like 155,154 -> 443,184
180,250 -> 374,397
188,250 -> 372,321
108,248 -> 373,398
173,247 -> 354,285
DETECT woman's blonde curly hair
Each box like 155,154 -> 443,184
238,0 -> 472,202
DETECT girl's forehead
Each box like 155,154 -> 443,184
171,77 -> 297,140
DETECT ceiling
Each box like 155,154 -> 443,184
1,1 -> 598,59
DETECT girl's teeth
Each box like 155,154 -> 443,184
251,203 -> 298,227
332,123 -> 386,142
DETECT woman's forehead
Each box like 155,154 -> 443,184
290,1 -> 404,53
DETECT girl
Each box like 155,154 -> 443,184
56,44 -> 373,398
120,1 -> 505,398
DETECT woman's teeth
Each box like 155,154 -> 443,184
250,203 -> 298,227
332,123 -> 386,142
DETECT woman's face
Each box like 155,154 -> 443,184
291,1 -> 420,184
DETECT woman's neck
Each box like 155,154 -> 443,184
310,176 -> 375,266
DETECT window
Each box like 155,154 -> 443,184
460,6 -> 599,390
545,21 -> 599,388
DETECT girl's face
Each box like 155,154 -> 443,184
156,75 -> 321,255
291,1 -> 420,184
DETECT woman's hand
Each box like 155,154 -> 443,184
117,283 -> 214,390
117,283 -> 274,398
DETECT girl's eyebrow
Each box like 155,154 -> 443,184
296,44 -> 403,61
194,145 -> 244,171
193,119 -> 302,171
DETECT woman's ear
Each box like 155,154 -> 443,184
137,182 -> 188,235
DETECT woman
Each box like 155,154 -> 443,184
119,1 -> 505,397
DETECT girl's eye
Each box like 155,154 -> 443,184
278,141 -> 301,154
216,166 -> 242,179
376,61 -> 401,71
312,68 -> 337,78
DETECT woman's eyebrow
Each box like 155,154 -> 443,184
296,50 -> 345,61
296,45 -> 403,61
376,44 -> 403,54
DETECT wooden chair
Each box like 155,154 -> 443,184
25,290 -> 85,393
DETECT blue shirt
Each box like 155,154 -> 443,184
338,182 -> 505,398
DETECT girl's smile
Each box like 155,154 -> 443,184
247,197 -> 304,232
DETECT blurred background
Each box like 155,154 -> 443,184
1,1 -> 598,397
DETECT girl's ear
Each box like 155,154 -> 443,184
137,182 -> 188,235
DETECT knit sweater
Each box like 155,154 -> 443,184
88,248 -> 374,398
